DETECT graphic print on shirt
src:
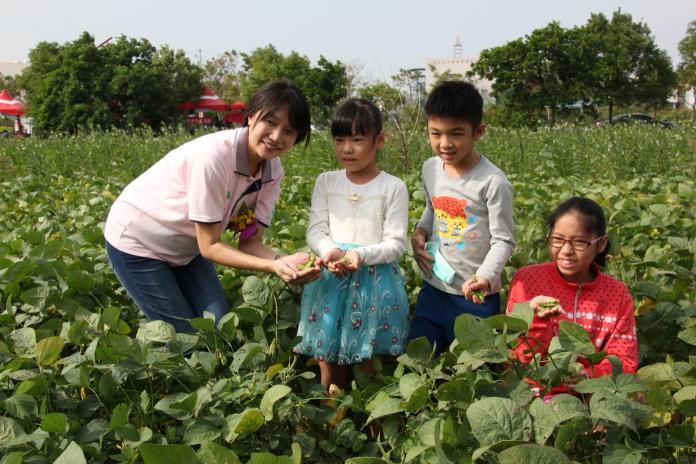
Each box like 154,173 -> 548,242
432,196 -> 477,250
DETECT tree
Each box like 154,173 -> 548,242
579,10 -> 675,120
677,20 -> 696,121
472,22 -> 585,126
634,45 -> 676,116
358,78 -> 422,173
20,32 -> 202,134
0,74 -> 20,96
203,51 -> 242,102
239,45 -> 347,126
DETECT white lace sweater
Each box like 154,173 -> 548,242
306,170 -> 409,266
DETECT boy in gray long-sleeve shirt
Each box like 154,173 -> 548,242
408,81 -> 515,355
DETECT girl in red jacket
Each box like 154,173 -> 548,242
506,197 -> 637,391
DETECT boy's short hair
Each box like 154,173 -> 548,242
425,81 -> 483,128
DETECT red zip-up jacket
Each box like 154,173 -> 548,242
506,262 -> 638,380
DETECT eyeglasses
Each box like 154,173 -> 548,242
547,236 -> 603,251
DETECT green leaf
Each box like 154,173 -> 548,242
242,276 -> 270,307
454,313 -> 507,362
0,416 -> 29,451
678,327 -> 696,346
0,451 -> 24,464
190,316 -> 216,334
41,412 -> 68,434
260,384 -> 292,421
20,284 -> 50,310
4,394 -> 38,420
75,418 -> 109,443
155,393 -> 192,420
54,441 -> 86,464
140,444 -> 202,464
172,387 -> 213,418
433,418 -> 455,464
553,416 -> 590,452
573,375 -> 616,395
528,395 -> 588,444
602,444 -> 643,464
466,397 -> 532,446
35,336 -> 65,366
638,363 -> 677,384
497,444 -> 571,464
674,386 -> 696,416
485,314 -> 529,333
9,328 -> 36,356
557,321 -> 595,356
397,336 -> 433,367
366,391 -> 404,422
223,408 -> 265,443
589,392 -> 645,431
401,385 -> 428,412
399,373 -> 424,400
197,442 -> 240,464
137,320 -> 176,344
511,302 -> 534,328
184,420 -> 221,445
405,445 -> 430,462
109,403 -> 131,432
435,378 -> 473,403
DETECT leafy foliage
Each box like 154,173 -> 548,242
19,32 -> 202,134
471,10 -> 676,124
0,124 -> 695,462
239,45 -> 348,127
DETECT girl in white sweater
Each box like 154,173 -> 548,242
293,98 -> 410,391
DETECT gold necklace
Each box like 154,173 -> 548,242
348,193 -> 360,204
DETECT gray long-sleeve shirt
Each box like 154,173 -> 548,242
416,156 -> 515,295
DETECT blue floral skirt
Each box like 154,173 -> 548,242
293,249 -> 409,365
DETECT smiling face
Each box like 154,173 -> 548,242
333,131 -> 384,183
548,212 -> 608,284
427,116 -> 484,175
247,106 -> 298,162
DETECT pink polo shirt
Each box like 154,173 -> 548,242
104,127 -> 283,266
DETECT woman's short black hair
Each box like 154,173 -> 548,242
425,80 -> 483,129
331,98 -> 382,139
243,80 -> 311,146
547,196 -> 611,267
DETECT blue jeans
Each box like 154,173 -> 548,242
106,241 -> 228,333
407,281 -> 500,355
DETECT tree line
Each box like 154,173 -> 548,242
470,10 -> 687,126
3,11 -> 696,134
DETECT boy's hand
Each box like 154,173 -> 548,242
462,275 -> 490,304
530,295 -> 565,318
411,227 -> 433,276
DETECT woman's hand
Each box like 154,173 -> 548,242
530,295 -> 565,318
273,252 -> 321,284
412,228 -> 433,276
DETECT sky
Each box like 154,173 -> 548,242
2,0 -> 695,82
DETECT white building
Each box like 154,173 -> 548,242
425,38 -> 493,102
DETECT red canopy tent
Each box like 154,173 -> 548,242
0,89 -> 25,116
223,100 -> 246,124
177,85 -> 232,112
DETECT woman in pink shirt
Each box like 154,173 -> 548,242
105,80 -> 320,332
506,197 -> 638,394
